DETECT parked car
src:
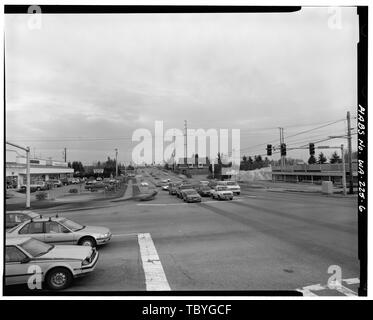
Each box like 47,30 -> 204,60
85,180 -> 106,191
45,179 -> 62,188
176,184 -> 194,198
6,211 -> 40,230
140,182 -> 149,187
5,237 -> 99,290
210,186 -> 234,200
181,189 -> 202,203
7,216 -> 112,247
162,185 -> 169,191
20,181 -> 47,192
197,185 -> 212,197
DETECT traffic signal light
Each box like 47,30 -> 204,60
309,143 -> 315,155
266,144 -> 272,156
280,143 -> 286,156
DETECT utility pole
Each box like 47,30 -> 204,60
115,148 -> 118,177
184,120 -> 187,165
341,144 -> 347,195
63,147 -> 67,162
346,112 -> 354,194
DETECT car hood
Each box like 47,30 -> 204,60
79,225 -> 111,235
38,245 -> 92,261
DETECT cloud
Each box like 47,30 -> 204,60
5,8 -> 358,163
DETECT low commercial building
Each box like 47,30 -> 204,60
271,162 -> 358,185
6,150 -> 74,188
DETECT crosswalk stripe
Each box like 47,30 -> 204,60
297,279 -> 359,296
138,233 -> 171,291
343,278 -> 360,285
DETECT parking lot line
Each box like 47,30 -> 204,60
138,233 -> 171,291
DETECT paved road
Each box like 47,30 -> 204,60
6,169 -> 359,295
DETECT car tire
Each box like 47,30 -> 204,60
79,237 -> 97,247
45,267 -> 73,290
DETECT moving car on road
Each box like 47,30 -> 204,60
181,189 -> 202,203
176,184 -> 194,198
5,237 -> 99,290
7,216 -> 112,247
210,186 -> 234,200
197,185 -> 212,197
168,182 -> 181,195
217,181 -> 241,195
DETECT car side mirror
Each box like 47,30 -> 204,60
21,257 -> 31,264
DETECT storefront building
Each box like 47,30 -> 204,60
6,150 -> 74,188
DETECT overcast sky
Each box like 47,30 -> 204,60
5,7 -> 358,165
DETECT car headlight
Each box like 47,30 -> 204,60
82,258 -> 90,266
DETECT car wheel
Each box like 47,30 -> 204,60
46,267 -> 73,290
79,237 -> 97,247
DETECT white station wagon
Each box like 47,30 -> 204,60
5,237 -> 99,290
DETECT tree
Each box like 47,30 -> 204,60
253,155 -> 264,169
330,151 -> 342,164
317,152 -> 327,164
308,155 -> 317,164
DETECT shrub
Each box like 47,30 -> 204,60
36,192 -> 48,201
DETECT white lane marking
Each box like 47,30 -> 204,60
138,233 -> 171,291
329,282 -> 357,296
112,233 -> 139,237
343,278 -> 360,285
296,288 -> 318,296
298,281 -> 358,296
202,199 -> 243,204
296,284 -> 325,296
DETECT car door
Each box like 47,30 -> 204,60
44,221 -> 75,245
5,246 -> 32,286
18,221 -> 46,242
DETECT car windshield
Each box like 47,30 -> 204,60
20,238 -> 54,257
61,218 -> 84,231
185,190 -> 196,195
